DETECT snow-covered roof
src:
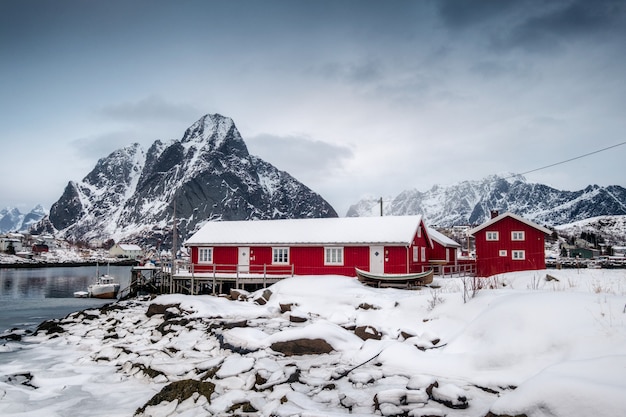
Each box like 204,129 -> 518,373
117,244 -> 142,251
468,212 -> 552,236
427,228 -> 461,248
185,215 -> 424,246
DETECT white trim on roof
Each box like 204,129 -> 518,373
468,212 -> 552,236
185,215 -> 425,247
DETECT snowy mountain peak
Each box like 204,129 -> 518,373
36,113 -> 337,247
181,113 -> 242,152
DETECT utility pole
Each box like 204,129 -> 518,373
379,197 -> 383,217
172,202 -> 177,270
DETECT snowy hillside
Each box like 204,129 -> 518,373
1,270 -> 625,416
347,174 -> 626,228
555,215 -> 626,246
34,114 -> 337,247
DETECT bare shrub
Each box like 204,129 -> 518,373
462,276 -> 485,303
428,288 -> 444,311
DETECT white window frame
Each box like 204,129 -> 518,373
198,247 -> 213,264
512,231 -> 525,241
412,246 -> 419,262
421,246 -> 426,262
272,247 -> 289,264
512,250 -> 526,260
324,247 -> 344,265
499,250 -> 507,257
486,231 -> 499,241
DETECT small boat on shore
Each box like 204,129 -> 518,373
355,268 -> 434,288
88,274 -> 120,299
73,290 -> 89,298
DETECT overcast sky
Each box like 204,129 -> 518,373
2,0 -> 625,216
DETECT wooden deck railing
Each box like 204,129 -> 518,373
166,262 -> 294,295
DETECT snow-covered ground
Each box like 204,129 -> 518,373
1,269 -> 625,417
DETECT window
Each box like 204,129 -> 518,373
486,231 -> 499,241
198,247 -> 213,264
512,250 -> 525,260
413,246 -> 419,262
417,227 -> 421,238
273,247 -> 289,264
512,231 -> 525,241
421,247 -> 426,262
324,247 -> 344,265
499,250 -> 507,257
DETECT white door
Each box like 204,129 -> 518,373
369,245 -> 385,274
238,247 -> 250,273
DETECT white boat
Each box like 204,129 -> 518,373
88,274 -> 120,299
73,290 -> 89,298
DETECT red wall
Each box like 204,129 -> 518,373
429,241 -> 457,265
474,217 -> 546,277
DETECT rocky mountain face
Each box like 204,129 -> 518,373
35,114 -> 337,248
347,174 -> 626,228
0,205 -> 47,234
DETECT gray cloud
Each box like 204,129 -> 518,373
438,0 -> 517,29
71,131 -> 141,160
100,96 -> 201,124
247,134 -> 354,183
504,0 -> 626,52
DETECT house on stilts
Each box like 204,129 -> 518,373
177,215 -> 434,294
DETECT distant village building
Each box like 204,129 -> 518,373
0,233 -> 24,253
109,243 -> 144,260
35,234 -> 56,249
469,211 -> 552,277
613,246 -> 626,257
569,247 -> 600,259
32,244 -> 49,254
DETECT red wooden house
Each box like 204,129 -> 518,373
184,215 -> 433,277
469,211 -> 551,277
427,227 -> 461,267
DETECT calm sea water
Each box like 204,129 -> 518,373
0,265 -> 132,333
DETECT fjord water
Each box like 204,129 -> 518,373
0,265 -> 132,333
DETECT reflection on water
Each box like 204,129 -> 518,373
0,265 -> 132,333
0,266 -> 131,299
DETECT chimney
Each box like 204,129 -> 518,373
490,210 -> 499,219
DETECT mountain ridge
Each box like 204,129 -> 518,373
0,205 -> 47,234
347,174 -> 626,229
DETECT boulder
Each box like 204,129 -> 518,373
229,289 -> 249,301
354,325 -> 382,341
254,289 -> 273,305
289,314 -> 308,323
135,379 -> 216,415
146,303 -> 180,317
270,338 -> 334,356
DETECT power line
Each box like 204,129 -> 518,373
515,140 -> 626,177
